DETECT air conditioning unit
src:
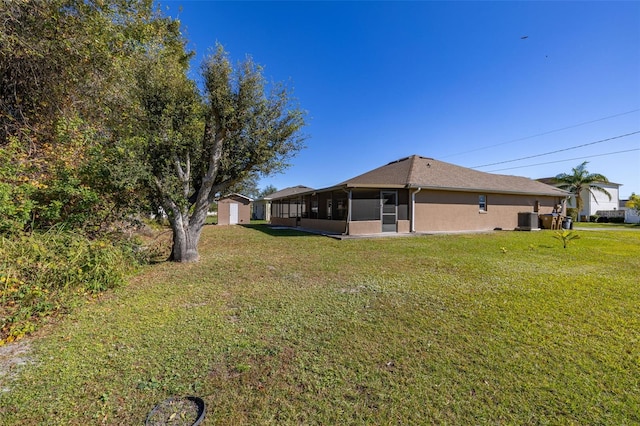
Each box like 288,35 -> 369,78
517,212 -> 539,231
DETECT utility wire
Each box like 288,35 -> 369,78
441,108 -> 640,159
472,131 -> 640,168
486,148 -> 640,172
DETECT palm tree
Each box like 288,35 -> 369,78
553,161 -> 611,221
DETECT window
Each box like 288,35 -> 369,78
289,199 -> 299,218
351,190 -> 380,221
479,195 -> 487,212
335,198 -> 347,220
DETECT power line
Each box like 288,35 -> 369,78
485,148 -> 640,172
472,131 -> 640,168
441,108 -> 640,159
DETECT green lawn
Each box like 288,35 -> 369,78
1,225 -> 639,424
574,221 -> 640,229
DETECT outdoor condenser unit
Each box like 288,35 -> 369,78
517,212 -> 539,231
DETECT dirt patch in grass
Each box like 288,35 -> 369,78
0,341 -> 33,392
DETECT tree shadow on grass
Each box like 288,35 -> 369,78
241,223 -> 329,238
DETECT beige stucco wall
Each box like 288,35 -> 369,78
348,220 -> 380,235
344,219 -> 410,235
253,200 -> 270,221
397,219 -> 410,233
413,191 -> 562,232
218,195 -> 251,225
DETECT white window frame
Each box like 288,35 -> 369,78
479,194 -> 487,212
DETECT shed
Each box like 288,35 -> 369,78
217,193 -> 252,225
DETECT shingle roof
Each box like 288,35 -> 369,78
339,155 -> 569,196
220,193 -> 253,202
261,185 -> 314,200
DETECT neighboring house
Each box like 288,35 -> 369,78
253,185 -> 314,221
252,198 -> 269,221
217,194 -> 252,225
269,155 -> 569,235
538,178 -> 622,220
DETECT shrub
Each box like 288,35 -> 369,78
566,208 -> 579,221
0,228 -> 141,345
553,230 -> 581,249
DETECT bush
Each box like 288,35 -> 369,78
0,228 -> 141,345
566,208 -> 578,221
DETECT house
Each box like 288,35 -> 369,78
269,155 -> 569,235
253,185 -> 313,221
217,193 -> 252,225
537,178 -> 622,221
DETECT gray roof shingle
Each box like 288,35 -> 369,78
261,185 -> 314,200
339,155 -> 569,196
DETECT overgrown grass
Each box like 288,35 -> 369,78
0,229 -> 141,345
1,225 -> 638,424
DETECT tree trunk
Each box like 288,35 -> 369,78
169,215 -> 202,262
576,194 -> 584,222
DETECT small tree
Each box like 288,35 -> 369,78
553,230 -> 580,249
258,185 -> 278,199
626,193 -> 640,214
553,161 -> 611,221
138,45 -> 306,262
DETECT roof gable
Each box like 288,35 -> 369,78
219,193 -> 253,202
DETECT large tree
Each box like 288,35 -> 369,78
553,161 -> 611,221
0,0 -> 178,233
1,1 -> 305,256
138,45 -> 305,262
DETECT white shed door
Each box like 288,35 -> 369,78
229,203 -> 239,225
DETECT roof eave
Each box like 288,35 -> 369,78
407,184 -> 570,197
344,183 -> 406,189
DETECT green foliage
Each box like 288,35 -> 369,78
0,229 -> 140,345
553,230 -> 581,248
626,193 -> 640,214
0,0 -> 185,235
0,139 -> 37,234
140,43 -> 306,261
566,207 -> 579,221
1,1 -> 306,262
258,184 -> 278,199
553,162 -> 611,220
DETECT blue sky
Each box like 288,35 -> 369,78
162,1 -> 640,198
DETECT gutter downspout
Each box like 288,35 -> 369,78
411,187 -> 422,233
